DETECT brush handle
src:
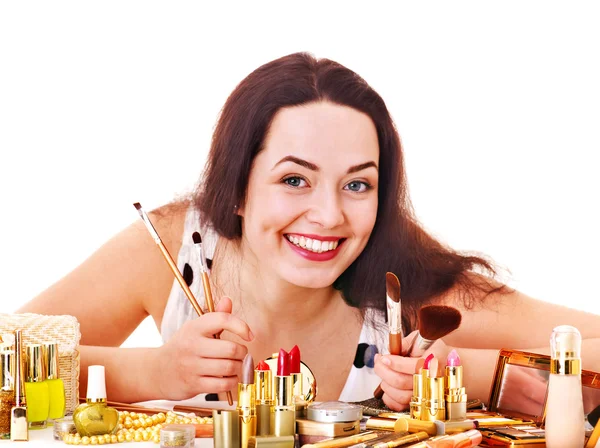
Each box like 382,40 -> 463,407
373,333 -> 403,399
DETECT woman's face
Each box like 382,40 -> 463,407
238,101 -> 379,289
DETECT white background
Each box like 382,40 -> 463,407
1,2 -> 598,348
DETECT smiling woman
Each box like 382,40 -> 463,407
18,52 -> 600,409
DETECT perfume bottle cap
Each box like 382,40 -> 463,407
87,365 -> 107,400
25,344 -> 47,383
550,325 -> 581,360
45,343 -> 60,380
1,350 -> 15,391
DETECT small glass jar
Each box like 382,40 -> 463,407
162,424 -> 195,447
160,426 -> 193,448
53,416 -> 77,441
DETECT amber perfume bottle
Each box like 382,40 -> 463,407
44,343 -> 65,422
73,365 -> 118,437
0,350 -> 15,439
24,344 -> 49,429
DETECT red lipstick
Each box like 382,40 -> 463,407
445,349 -> 467,421
423,353 -> 435,370
289,345 -> 305,418
272,349 -> 295,436
256,360 -> 270,371
289,345 -> 301,374
254,360 -> 272,436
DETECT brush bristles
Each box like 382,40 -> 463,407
385,272 -> 401,303
192,231 -> 202,245
133,202 -> 141,210
418,305 -> 462,340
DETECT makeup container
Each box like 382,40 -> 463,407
161,424 -> 197,445
160,426 -> 194,448
247,435 -> 295,448
238,354 -> 257,448
0,350 -> 15,439
545,325 -> 585,448
213,409 -> 240,448
422,376 -> 445,422
365,416 -> 409,432
301,402 -> 362,445
255,360 -> 272,436
11,330 -> 28,441
53,416 -> 77,441
24,344 -> 49,429
271,349 -> 295,437
444,349 -> 466,421
306,401 -> 363,423
44,343 -> 65,423
73,365 -> 119,437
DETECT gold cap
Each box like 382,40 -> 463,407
26,344 -> 47,382
45,343 -> 60,380
213,409 -> 240,448
1,350 -> 15,391
248,435 -> 295,448
550,325 -> 582,375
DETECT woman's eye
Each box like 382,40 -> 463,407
345,181 -> 372,193
283,176 -> 307,188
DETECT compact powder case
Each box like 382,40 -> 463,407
306,401 -> 363,423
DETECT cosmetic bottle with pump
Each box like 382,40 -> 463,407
545,325 -> 585,448
73,365 -> 119,437
24,344 -> 49,429
0,350 -> 15,438
44,343 -> 65,423
11,330 -> 28,441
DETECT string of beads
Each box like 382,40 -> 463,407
63,410 -> 212,445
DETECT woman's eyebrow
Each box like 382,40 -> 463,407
273,156 -> 378,174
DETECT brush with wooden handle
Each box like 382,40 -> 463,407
373,272 -> 402,399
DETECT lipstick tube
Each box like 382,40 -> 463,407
444,351 -> 466,422
213,409 -> 240,448
289,345 -> 305,418
372,431 -> 429,448
410,371 -> 424,420
238,354 -> 257,448
255,361 -> 272,436
270,350 -> 295,437
422,377 -> 445,422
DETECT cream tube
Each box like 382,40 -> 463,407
545,325 -> 585,448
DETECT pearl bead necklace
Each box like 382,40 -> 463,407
63,410 -> 213,445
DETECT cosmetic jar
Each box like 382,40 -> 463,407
53,417 -> 77,441
160,426 -> 194,448
306,401 -> 362,423
161,424 -> 195,447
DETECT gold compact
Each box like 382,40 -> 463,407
480,425 -> 546,446
488,349 -> 600,426
265,355 -> 317,404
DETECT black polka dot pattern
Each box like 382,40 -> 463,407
206,258 -> 213,270
354,343 -> 378,368
183,263 -> 193,286
205,393 -> 219,401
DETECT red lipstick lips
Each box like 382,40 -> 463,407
285,237 -> 344,262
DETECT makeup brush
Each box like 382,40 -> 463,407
191,231 -> 233,405
134,202 -> 204,316
134,203 -> 233,405
374,272 -> 402,399
191,231 -> 215,313
407,305 -> 462,356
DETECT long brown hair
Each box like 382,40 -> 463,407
196,52 -> 504,331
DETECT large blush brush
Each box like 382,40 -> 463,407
407,305 -> 462,356
373,272 -> 402,399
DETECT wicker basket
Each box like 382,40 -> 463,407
0,312 -> 81,414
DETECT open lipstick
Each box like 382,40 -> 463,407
444,350 -> 466,422
237,354 -> 256,448
271,349 -> 295,437
422,355 -> 445,422
289,345 -> 305,417
254,360 -> 272,436
410,353 -> 434,420
374,272 -> 402,400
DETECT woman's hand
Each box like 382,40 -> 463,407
373,331 -> 452,411
153,297 -> 254,400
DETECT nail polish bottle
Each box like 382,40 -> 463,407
545,325 -> 585,448
0,350 -> 15,439
44,343 -> 65,423
73,365 -> 119,437
11,330 -> 28,441
24,344 -> 49,429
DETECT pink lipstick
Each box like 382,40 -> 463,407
254,360 -> 272,436
410,354 -> 435,420
237,354 -> 256,448
271,349 -> 295,436
445,349 -> 467,421
422,355 -> 446,422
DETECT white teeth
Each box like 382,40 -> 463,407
286,235 -> 341,254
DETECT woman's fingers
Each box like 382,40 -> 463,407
192,338 -> 248,361
194,311 -> 254,342
381,385 -> 412,411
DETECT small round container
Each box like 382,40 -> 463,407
53,417 -> 77,441
161,424 -> 196,447
307,401 -> 363,423
160,426 -> 193,448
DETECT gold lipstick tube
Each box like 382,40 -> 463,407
410,371 -> 424,420
422,377 -> 445,422
302,431 -> 379,448
270,374 -> 295,437
444,365 -> 466,422
213,409 -> 240,448
372,431 -> 429,448
238,383 -> 257,448
365,417 -> 408,433
255,368 -> 272,436
248,435 -> 295,448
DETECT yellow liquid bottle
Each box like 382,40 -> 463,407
44,344 -> 65,421
24,345 -> 49,429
